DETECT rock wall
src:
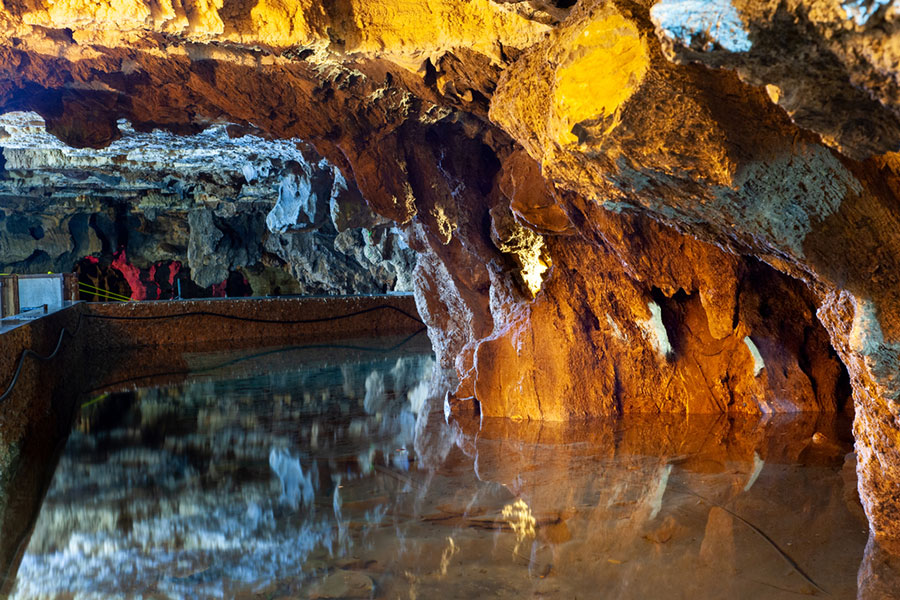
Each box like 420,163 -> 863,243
487,0 -> 900,538
0,0 -> 899,539
0,113 -> 415,297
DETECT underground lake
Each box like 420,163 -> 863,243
4,335 -> 875,599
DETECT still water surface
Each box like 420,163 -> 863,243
11,340 -> 871,599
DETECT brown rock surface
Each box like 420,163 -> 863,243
0,0 -> 899,540
308,570 -> 375,599
452,411 -> 864,598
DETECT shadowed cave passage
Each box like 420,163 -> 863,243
2,0 -> 900,595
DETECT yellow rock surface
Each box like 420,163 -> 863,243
345,0 -> 547,63
10,0 -> 548,65
28,0 -> 152,29
491,1 -> 649,163
551,11 -> 648,146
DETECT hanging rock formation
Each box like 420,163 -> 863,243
1,0 -> 899,540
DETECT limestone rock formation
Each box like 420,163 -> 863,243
1,0 -> 900,541
488,0 -> 900,537
0,113 -> 415,297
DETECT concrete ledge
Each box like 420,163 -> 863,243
0,303 -> 86,595
0,295 -> 424,416
0,294 -> 425,593
0,304 -> 84,445
81,294 -> 423,349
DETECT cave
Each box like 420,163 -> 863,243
2,0 -> 900,597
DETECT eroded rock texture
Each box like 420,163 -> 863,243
0,112 -> 415,297
1,0 -> 900,539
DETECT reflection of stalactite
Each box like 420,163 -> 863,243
502,498 -> 536,555
268,448 -> 315,510
439,537 -> 457,576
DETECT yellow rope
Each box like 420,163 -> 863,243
77,281 -> 133,301
79,289 -> 127,303
78,282 -> 129,297
79,288 -> 129,303
80,392 -> 110,409
78,284 -> 131,303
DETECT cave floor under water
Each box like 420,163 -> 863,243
10,338 -> 868,599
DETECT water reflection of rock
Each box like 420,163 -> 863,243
12,355 -> 898,599
447,413 -> 869,599
859,536 -> 900,600
269,448 -> 315,509
12,350 -> 440,599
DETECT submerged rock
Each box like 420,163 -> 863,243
308,571 -> 375,599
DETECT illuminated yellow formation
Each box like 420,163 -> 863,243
347,0 -> 547,64
521,238 -> 550,298
25,0 -> 151,30
249,0 -> 321,46
490,3 -> 650,162
502,498 -> 536,554
551,11 -> 649,146
11,0 -> 548,66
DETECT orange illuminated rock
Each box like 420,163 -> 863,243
2,0 -> 900,543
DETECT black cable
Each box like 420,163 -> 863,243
81,304 -> 425,326
83,327 -> 428,396
0,303 -> 427,405
0,311 -> 86,404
